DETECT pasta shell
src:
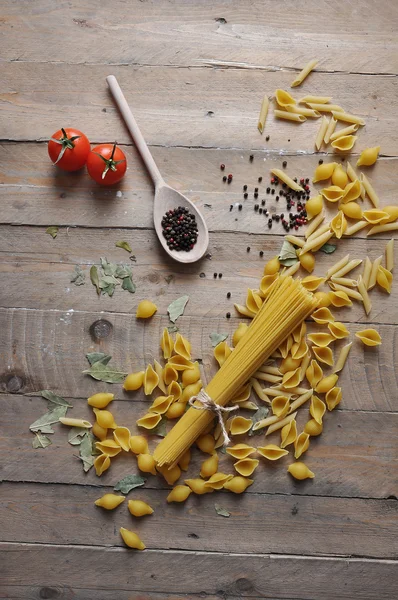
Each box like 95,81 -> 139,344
288,462 -> 315,480
246,288 -> 263,313
204,473 -> 233,490
341,202 -> 362,220
382,205 -> 398,224
307,332 -> 335,347
328,290 -> 352,307
174,333 -> 192,361
356,146 -> 380,167
376,265 -> 393,293
330,210 -> 347,239
341,179 -> 362,203
315,374 -> 339,394
196,434 -> 216,454
232,322 -> 249,347
363,209 -> 390,225
325,386 -> 342,411
263,256 -> 280,275
304,418 -> 323,436
157,464 -> 181,485
257,444 -> 289,461
312,346 -> 334,367
123,372 -> 145,392
149,395 -> 174,415
223,476 -> 254,494
230,382 -> 252,404
279,335 -> 294,358
185,478 -> 213,495
160,328 -> 174,359
178,449 -> 191,471
214,340 -> 232,368
165,402 -> 185,419
275,88 -> 296,107
313,291 -> 332,307
94,454 -> 111,476
95,494 -> 125,510
312,162 -> 337,182
200,453 -> 219,478
305,195 -> 323,219
152,360 -> 166,394
136,412 -> 162,430
331,164 -> 348,188
282,367 -> 302,389
328,321 -> 349,339
163,363 -> 178,386
234,303 -> 256,318
144,364 -> 159,395
95,439 -> 122,457
168,380 -> 182,401
280,419 -> 297,448
137,453 -> 157,476
310,395 -> 326,424
294,432 -> 310,459
291,337 -> 308,360
272,395 -> 290,418
92,422 -> 107,441
113,426 -> 131,451
136,300 -> 157,319
167,355 -> 195,371
182,361 -> 201,386
119,528 -> 146,550
166,485 -> 192,503
355,328 -> 382,346
129,435 -> 149,455
311,307 -> 335,324
234,458 -> 259,477
306,359 -> 324,388
226,444 -> 256,459
93,408 -> 117,429
259,274 -> 279,297
279,356 -> 301,374
128,500 -> 154,517
88,393 -> 114,408
230,416 -> 252,436
301,275 -> 326,291
331,135 -> 357,151
321,185 -> 345,202
299,252 -> 315,273
293,321 -> 306,343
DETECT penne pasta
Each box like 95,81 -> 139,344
291,59 -> 318,87
330,277 -> 357,287
299,95 -> 331,104
274,109 -> 306,122
315,116 -> 328,150
252,414 -> 282,432
324,117 -> 337,144
286,234 -> 305,247
271,168 -> 304,191
329,124 -> 359,141
262,386 -> 293,398
367,223 -> 398,236
357,275 -> 372,314
308,104 -> 344,112
59,417 -> 92,428
266,412 -> 298,436
386,239 -> 394,272
253,371 -> 282,384
258,95 -> 269,134
280,262 -> 301,278
368,256 -> 383,290
257,365 -> 282,376
362,257 -> 372,288
288,389 -> 313,413
307,222 -> 331,242
344,220 -> 369,236
285,104 -> 320,118
332,112 -> 366,126
360,173 -> 379,207
299,230 -> 334,255
250,378 -> 271,403
328,282 -> 362,301
332,259 -> 362,279
325,254 -> 350,279
305,212 -> 325,239
333,342 -> 353,373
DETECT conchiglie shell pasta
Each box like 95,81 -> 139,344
226,444 -> 256,459
325,386 -> 342,411
167,355 -> 195,371
311,307 -> 335,324
293,321 -> 306,343
246,289 -> 263,313
234,458 -> 259,477
123,372 -> 145,391
355,329 -> 382,346
301,276 -> 326,291
263,256 -> 280,275
196,434 -> 216,454
282,367 -> 302,389
313,162 -> 337,182
119,528 -> 145,550
305,195 -> 323,220
307,333 -> 335,347
204,473 -> 233,490
280,419 -> 297,448
95,494 -> 125,510
331,165 -> 348,188
163,364 -> 178,386
257,444 -> 289,461
181,381 -> 203,405
157,464 -> 181,485
328,291 -> 352,307
315,374 -> 339,394
331,135 -> 357,151
232,322 -> 249,347
200,453 -> 219,478
185,478 -> 213,495
321,185 -> 345,202
230,416 -> 252,436
92,422 -> 107,441
313,291 -> 332,307
330,210 -> 347,239
357,146 -> 380,167
153,360 -> 166,394
128,499 -> 154,517
294,432 -> 310,459
341,202 -> 363,220
288,462 -> 315,480
168,380 -> 182,401
178,449 -> 191,471
160,328 -> 174,359
214,341 -> 232,367
137,453 -> 157,476
174,333 -> 192,361
165,401 -> 185,419
341,179 -> 362,203
310,395 -> 326,424
363,209 -> 390,225
136,412 -> 162,430
94,454 -> 111,476
312,346 -> 334,367
181,361 -> 201,386
272,395 -> 290,418
129,435 -> 149,455
306,360 -> 324,388
136,300 -> 157,319
88,393 -> 114,408
166,485 -> 192,503
328,321 -> 349,339
382,205 -> 398,223
93,408 -> 117,429
259,274 -> 279,297
304,419 -> 323,436
230,382 -> 252,404
275,89 -> 296,107
223,476 -> 254,494
376,265 -> 393,293
299,252 -> 316,273
291,337 -> 308,360
149,395 -> 174,415
279,356 -> 301,374
144,364 -> 159,395
113,427 -> 131,451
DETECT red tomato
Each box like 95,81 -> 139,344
48,127 -> 90,171
86,143 -> 127,185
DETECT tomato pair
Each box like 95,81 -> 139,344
48,128 -> 127,185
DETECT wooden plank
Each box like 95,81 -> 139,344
1,144 -> 397,234
1,64 -> 397,153
1,543 -> 397,600
0,588 -> 245,600
0,308 -> 397,408
2,394 -> 397,499
2,482 -> 397,558
1,0 -> 398,74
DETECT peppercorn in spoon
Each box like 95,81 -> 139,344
106,75 -> 209,263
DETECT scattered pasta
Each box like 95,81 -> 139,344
291,59 -> 318,87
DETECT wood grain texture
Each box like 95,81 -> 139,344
1,394 -> 397,499
1,0 -> 398,74
1,64 -> 397,153
1,144 -> 397,234
1,543 -> 397,600
2,482 -> 397,558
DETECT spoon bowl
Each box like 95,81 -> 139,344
106,75 -> 209,264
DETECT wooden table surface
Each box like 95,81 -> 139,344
1,1 -> 398,598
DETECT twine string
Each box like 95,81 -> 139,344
188,389 -> 238,446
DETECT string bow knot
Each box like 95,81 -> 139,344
189,390 -> 238,446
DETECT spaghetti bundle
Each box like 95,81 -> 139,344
153,277 -> 318,468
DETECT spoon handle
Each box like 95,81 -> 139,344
106,75 -> 164,188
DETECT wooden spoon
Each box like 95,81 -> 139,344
106,75 -> 209,264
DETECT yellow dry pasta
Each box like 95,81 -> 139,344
153,359 -> 166,394
95,440 -> 122,457
341,179 -> 362,203
232,322 -> 249,347
316,374 -> 339,394
223,476 -> 253,494
291,59 -> 318,87
95,494 -> 125,510
113,426 -> 131,451
294,432 -> 310,459
258,94 -> 270,133
324,117 -> 337,144
257,444 -> 289,461
360,173 -> 379,208
332,259 -> 362,279
376,265 -> 393,293
234,458 -> 259,477
299,252 -> 316,274
246,288 -> 263,313
174,333 -> 192,361
285,104 -> 321,118
312,345 -> 334,367
124,372 -> 145,392
367,223 -> 398,236
331,135 -> 357,151
144,364 -> 159,395
136,300 -> 157,319
325,386 -> 342,411
280,419 -> 297,448
328,321 -> 349,339
310,395 -> 326,424
329,124 -> 359,141
226,444 -> 256,459
344,220 -> 369,236
265,412 -> 297,436
368,256 -> 383,290
315,116 -> 329,150
200,453 -> 219,478
234,303 -> 256,318
333,342 -> 352,373
280,262 -> 301,278
313,291 -> 331,307
137,453 -> 157,475
230,416 -> 252,436
346,162 -> 366,200
321,185 -> 345,202
204,473 -> 233,490
305,195 -> 323,220
275,89 -> 296,107
149,395 -> 174,415
341,202 -> 363,220
167,355 -> 195,371
331,211 -> 347,239
271,169 -> 304,192
166,485 -> 192,503
385,239 -> 394,272
182,361 -> 201,386
300,95 -> 332,104
272,395 -> 290,418
357,146 -> 380,167
304,419 -> 323,436
299,231 -> 334,255
305,212 -> 325,239
306,359 -> 323,388
196,433 -> 216,454
330,277 -> 357,287
214,340 -> 232,367
286,235 -> 305,248
332,112 -> 365,126
288,462 -> 315,480
299,354 -> 312,382
307,332 -> 335,347
331,164 -> 348,188
160,328 -> 174,359
274,109 -> 306,123
313,162 -> 337,182
157,464 -> 181,485
94,454 -> 111,477
357,275 -> 372,315
136,413 -> 162,430
120,527 -> 145,550
306,223 -> 330,242
250,378 -> 271,404
328,282 -> 363,301
263,256 -> 281,275
128,499 -> 154,517
163,363 -> 178,386
184,478 -> 212,495
93,408 -> 117,429
382,206 -> 398,223
178,449 -> 191,471
308,103 -> 344,112
59,417 -> 92,428
311,307 -> 335,324
92,422 -> 107,441
280,356 -> 301,374
87,393 -> 114,408
363,209 -> 390,225
355,329 -> 381,346
129,436 -> 149,455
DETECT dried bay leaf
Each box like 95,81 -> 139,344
70,265 -> 86,286
114,265 -> 132,279
68,427 -> 87,446
168,295 -> 189,323
248,406 -> 269,436
210,332 -> 228,347
86,352 -> 112,366
115,240 -> 132,253
167,325 -> 179,333
114,474 -> 146,495
215,504 -> 230,518
151,419 -> 167,437
278,240 -> 299,267
32,432 -> 52,449
29,405 -> 67,433
90,265 -> 101,296
46,226 -> 58,239
83,357 -> 127,383
319,243 -> 337,254
122,275 -> 136,293
40,390 -> 72,408
79,432 -> 96,473
100,257 -> 117,277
